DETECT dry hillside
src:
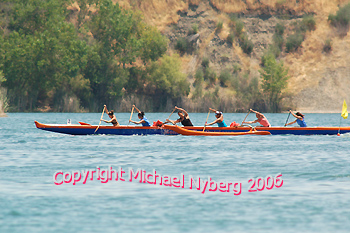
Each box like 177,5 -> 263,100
114,0 -> 350,113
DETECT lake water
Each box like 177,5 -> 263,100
1,113 -> 350,232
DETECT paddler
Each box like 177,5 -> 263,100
205,108 -> 228,127
242,109 -> 271,127
165,106 -> 193,127
101,105 -> 120,126
129,105 -> 151,126
285,110 -> 307,127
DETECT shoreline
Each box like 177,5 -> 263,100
0,111 -> 343,114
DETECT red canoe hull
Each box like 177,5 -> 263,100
163,125 -> 271,136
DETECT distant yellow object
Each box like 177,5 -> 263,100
341,100 -> 348,119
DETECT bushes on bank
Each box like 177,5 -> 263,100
175,37 -> 188,54
285,15 -> 316,53
226,33 -> 234,45
323,39 -> 332,53
218,69 -> 231,87
216,21 -> 223,32
227,17 -> 254,55
328,3 -> 350,28
285,33 -> 304,53
238,33 -> 254,55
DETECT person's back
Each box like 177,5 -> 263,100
296,118 -> 307,127
141,116 -> 151,127
180,117 -> 193,127
258,117 -> 271,127
217,119 -> 227,127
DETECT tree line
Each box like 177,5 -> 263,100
0,0 -> 291,113
0,0 -> 189,112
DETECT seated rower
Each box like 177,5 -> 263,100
205,108 -> 227,127
242,109 -> 271,127
129,105 -> 151,127
285,110 -> 307,127
165,106 -> 193,127
102,105 -> 120,126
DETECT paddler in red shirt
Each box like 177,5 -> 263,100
242,109 -> 271,127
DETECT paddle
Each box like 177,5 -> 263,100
241,109 -> 251,126
94,106 -> 105,133
202,110 -> 211,132
164,107 -> 177,125
127,106 -> 135,126
168,107 -> 176,119
284,112 -> 291,127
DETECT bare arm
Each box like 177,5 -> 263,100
102,116 -> 118,124
243,119 -> 259,124
206,115 -> 223,126
165,118 -> 181,125
130,120 -> 143,124
290,110 -> 302,120
250,109 -> 258,114
250,109 -> 265,118
133,105 -> 141,114
206,118 -> 220,126
104,105 -> 109,114
209,107 -> 217,113
175,106 -> 189,117
285,119 -> 297,126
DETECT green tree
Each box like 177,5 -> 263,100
139,25 -> 167,64
259,53 -> 289,112
75,0 -> 99,29
193,69 -> 204,98
87,0 -> 167,107
1,0 -> 90,111
145,54 -> 190,110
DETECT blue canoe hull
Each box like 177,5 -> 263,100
34,121 -> 175,135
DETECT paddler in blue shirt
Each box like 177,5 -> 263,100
205,108 -> 228,127
129,105 -> 151,127
285,110 -> 307,127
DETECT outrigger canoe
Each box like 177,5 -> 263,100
34,121 -> 173,135
34,121 -> 350,136
174,125 -> 350,135
163,125 -> 271,136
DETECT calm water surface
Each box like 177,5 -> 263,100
1,113 -> 350,232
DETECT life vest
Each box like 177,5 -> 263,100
153,120 -> 163,127
230,121 -> 240,127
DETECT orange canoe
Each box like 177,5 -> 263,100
163,125 -> 271,136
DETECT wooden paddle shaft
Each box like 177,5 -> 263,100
167,108 -> 176,119
127,106 -> 135,126
203,110 -> 211,132
284,112 -> 291,127
241,110 -> 251,125
95,106 -> 105,133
